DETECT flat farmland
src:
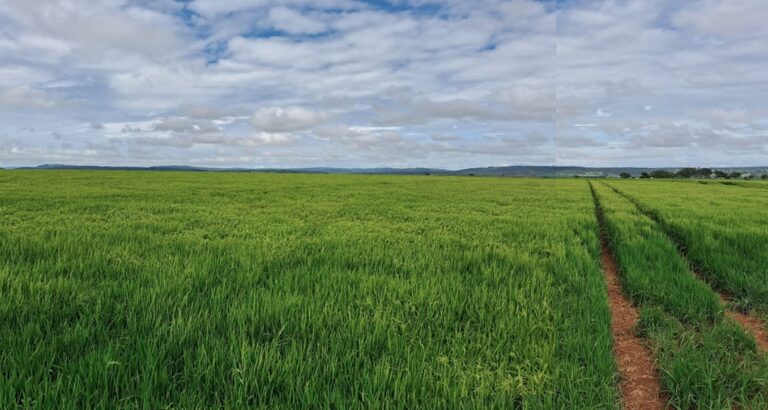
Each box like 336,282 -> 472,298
2,171 -> 768,408
0,171 -> 614,408
606,180 -> 768,315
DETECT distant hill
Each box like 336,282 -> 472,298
11,164 -> 768,177
31,164 -> 216,172
449,166 -> 658,177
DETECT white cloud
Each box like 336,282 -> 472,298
189,0 -> 270,18
250,106 -> 328,132
1,0 -> 767,168
673,0 -> 768,40
188,0 -> 364,18
152,117 -> 221,134
269,7 -> 328,35
0,86 -> 58,109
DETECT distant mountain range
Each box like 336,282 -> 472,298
10,164 -> 768,177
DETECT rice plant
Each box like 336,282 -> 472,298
0,171 -> 617,408
606,179 -> 768,315
592,181 -> 768,408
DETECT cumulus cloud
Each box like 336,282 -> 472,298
373,97 -> 508,125
269,7 -> 328,35
250,106 -> 328,132
552,0 -> 768,166
0,86 -> 58,109
152,117 -> 221,134
673,0 -> 768,40
0,0 -> 185,62
1,0 -> 767,168
188,0 -> 363,18
431,133 -> 462,142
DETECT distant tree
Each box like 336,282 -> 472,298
728,171 -> 742,179
714,170 -> 728,179
424,172 -> 431,176
640,172 -> 650,179
620,172 -> 631,179
746,174 -> 755,180
650,170 -> 675,179
674,167 -> 712,179
762,174 -> 768,180
676,168 -> 697,178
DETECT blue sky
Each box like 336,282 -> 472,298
0,0 -> 767,168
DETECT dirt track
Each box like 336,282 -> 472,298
591,181 -> 665,409
599,237 -> 666,410
605,182 -> 768,353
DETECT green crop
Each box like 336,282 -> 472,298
590,182 -> 721,324
592,181 -> 768,408
606,179 -> 768,315
0,171 -> 617,409
5,170 -> 767,408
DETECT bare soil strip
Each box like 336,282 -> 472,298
600,232 -> 666,410
604,182 -> 768,352
706,278 -> 768,351
590,183 -> 666,410
725,307 -> 768,352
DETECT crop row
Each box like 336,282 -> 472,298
607,180 -> 768,315
592,181 -> 768,408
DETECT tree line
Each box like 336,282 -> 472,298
619,168 -> 768,180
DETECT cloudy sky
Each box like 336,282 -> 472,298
1,0 -> 767,169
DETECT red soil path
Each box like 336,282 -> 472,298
726,308 -> 768,352
715,291 -> 768,352
603,181 -> 768,353
687,270 -> 768,352
600,238 -> 666,410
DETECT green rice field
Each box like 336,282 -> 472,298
605,180 -> 768,315
1,171 -> 767,408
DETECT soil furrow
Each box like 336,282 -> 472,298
590,182 -> 666,410
725,308 -> 768,352
603,182 -> 768,352
703,275 -> 768,351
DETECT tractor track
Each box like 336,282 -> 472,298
589,182 -> 666,410
602,181 -> 768,352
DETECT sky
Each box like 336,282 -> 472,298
1,0 -> 767,169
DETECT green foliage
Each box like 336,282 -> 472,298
4,170 -> 768,408
0,171 -> 617,408
591,183 -> 721,324
638,308 -> 768,409
675,168 -> 712,179
650,170 -> 676,179
607,180 -> 768,314
619,172 -> 631,179
593,181 -> 768,407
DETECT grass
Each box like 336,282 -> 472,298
5,171 -> 768,408
591,181 -> 768,408
0,171 -> 617,408
605,179 -> 768,315
589,182 -> 721,324
715,180 -> 768,189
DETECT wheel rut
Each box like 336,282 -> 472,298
603,181 -> 768,353
707,280 -> 768,352
590,182 -> 666,410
